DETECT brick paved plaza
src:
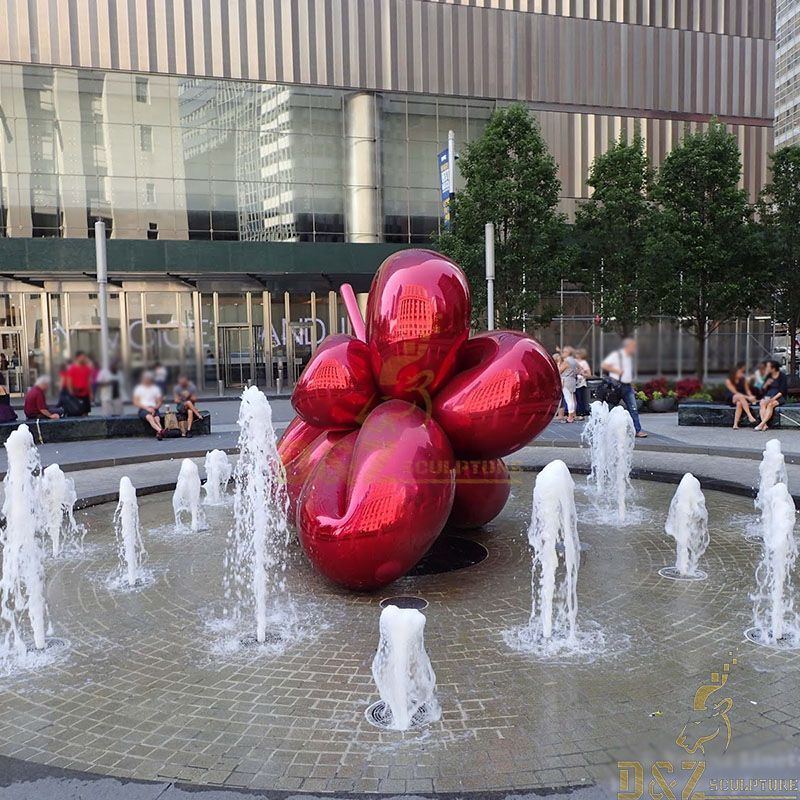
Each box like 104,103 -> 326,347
1,471 -> 798,797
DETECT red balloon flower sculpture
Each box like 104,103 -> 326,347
278,249 -> 561,590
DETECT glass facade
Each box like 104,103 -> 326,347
0,280 -> 362,395
776,0 -> 800,147
0,64 -> 498,243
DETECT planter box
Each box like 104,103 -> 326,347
649,397 -> 676,412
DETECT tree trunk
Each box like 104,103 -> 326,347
695,327 -> 706,382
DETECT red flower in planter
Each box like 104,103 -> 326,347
278,249 -> 561,590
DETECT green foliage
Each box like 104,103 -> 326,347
758,145 -> 800,375
574,131 -> 656,335
436,104 -> 570,329
647,121 -> 764,377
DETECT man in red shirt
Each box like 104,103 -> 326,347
65,352 -> 93,416
24,375 -> 61,420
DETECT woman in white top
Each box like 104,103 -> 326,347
133,370 -> 165,440
559,346 -> 578,423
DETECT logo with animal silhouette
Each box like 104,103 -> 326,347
618,661 -> 736,800
675,660 -> 735,756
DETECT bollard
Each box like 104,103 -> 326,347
276,374 -> 282,395
217,379 -> 224,397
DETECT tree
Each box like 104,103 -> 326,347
647,121 -> 762,378
574,131 -> 655,336
759,145 -> 800,376
437,104 -> 569,329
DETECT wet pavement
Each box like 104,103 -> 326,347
1,478 -> 798,796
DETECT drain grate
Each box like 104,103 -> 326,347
409,536 -> 488,576
43,637 -> 67,651
744,626 -> 800,650
658,566 -> 708,581
239,633 -> 282,647
380,596 -> 428,611
365,700 -> 431,730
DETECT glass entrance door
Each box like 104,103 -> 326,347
0,330 -> 25,393
219,325 -> 256,388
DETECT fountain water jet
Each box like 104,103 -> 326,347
114,477 -> 146,588
203,449 -> 232,506
582,400 -> 610,490
41,464 -> 82,556
367,605 -> 441,730
582,402 -> 635,523
0,425 -> 50,660
747,482 -> 799,648
172,459 -> 206,531
659,473 -> 709,580
526,460 -> 580,642
747,439 -> 788,543
223,387 -> 291,645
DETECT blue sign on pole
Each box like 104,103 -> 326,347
438,148 -> 451,228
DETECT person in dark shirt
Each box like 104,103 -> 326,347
173,374 -> 200,437
24,375 -> 62,420
755,360 -> 788,431
0,373 -> 17,423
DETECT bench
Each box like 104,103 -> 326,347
678,401 -> 800,429
0,410 -> 211,445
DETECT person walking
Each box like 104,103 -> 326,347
575,348 -> 591,419
559,346 -> 578,423
601,337 -> 647,438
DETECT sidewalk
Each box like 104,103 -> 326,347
1,408 -> 798,475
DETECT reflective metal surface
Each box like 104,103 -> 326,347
449,458 -> 511,529
291,334 -> 377,428
297,400 -> 455,590
433,331 -> 562,459
366,249 -> 471,405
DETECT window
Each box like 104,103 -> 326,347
144,182 -> 155,205
135,76 -> 149,103
139,125 -> 153,152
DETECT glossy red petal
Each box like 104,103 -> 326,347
366,249 -> 470,407
292,334 -> 378,428
448,458 -> 511,528
432,331 -> 561,459
297,400 -> 455,590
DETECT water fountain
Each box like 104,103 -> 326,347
748,439 -> 789,543
223,386 -> 291,645
40,463 -> 82,556
0,425 -> 50,661
366,604 -> 441,730
582,402 -> 635,523
172,459 -> 206,531
747,482 -> 799,649
658,473 -> 709,580
114,477 -> 146,588
513,460 -> 581,648
203,449 -> 232,505
582,400 -> 610,489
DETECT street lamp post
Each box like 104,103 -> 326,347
485,222 -> 495,331
94,220 -> 113,414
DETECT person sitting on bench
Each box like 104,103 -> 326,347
24,375 -> 62,420
173,374 -> 200,438
133,371 -> 165,440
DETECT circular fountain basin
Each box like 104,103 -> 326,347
2,476 -> 799,794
